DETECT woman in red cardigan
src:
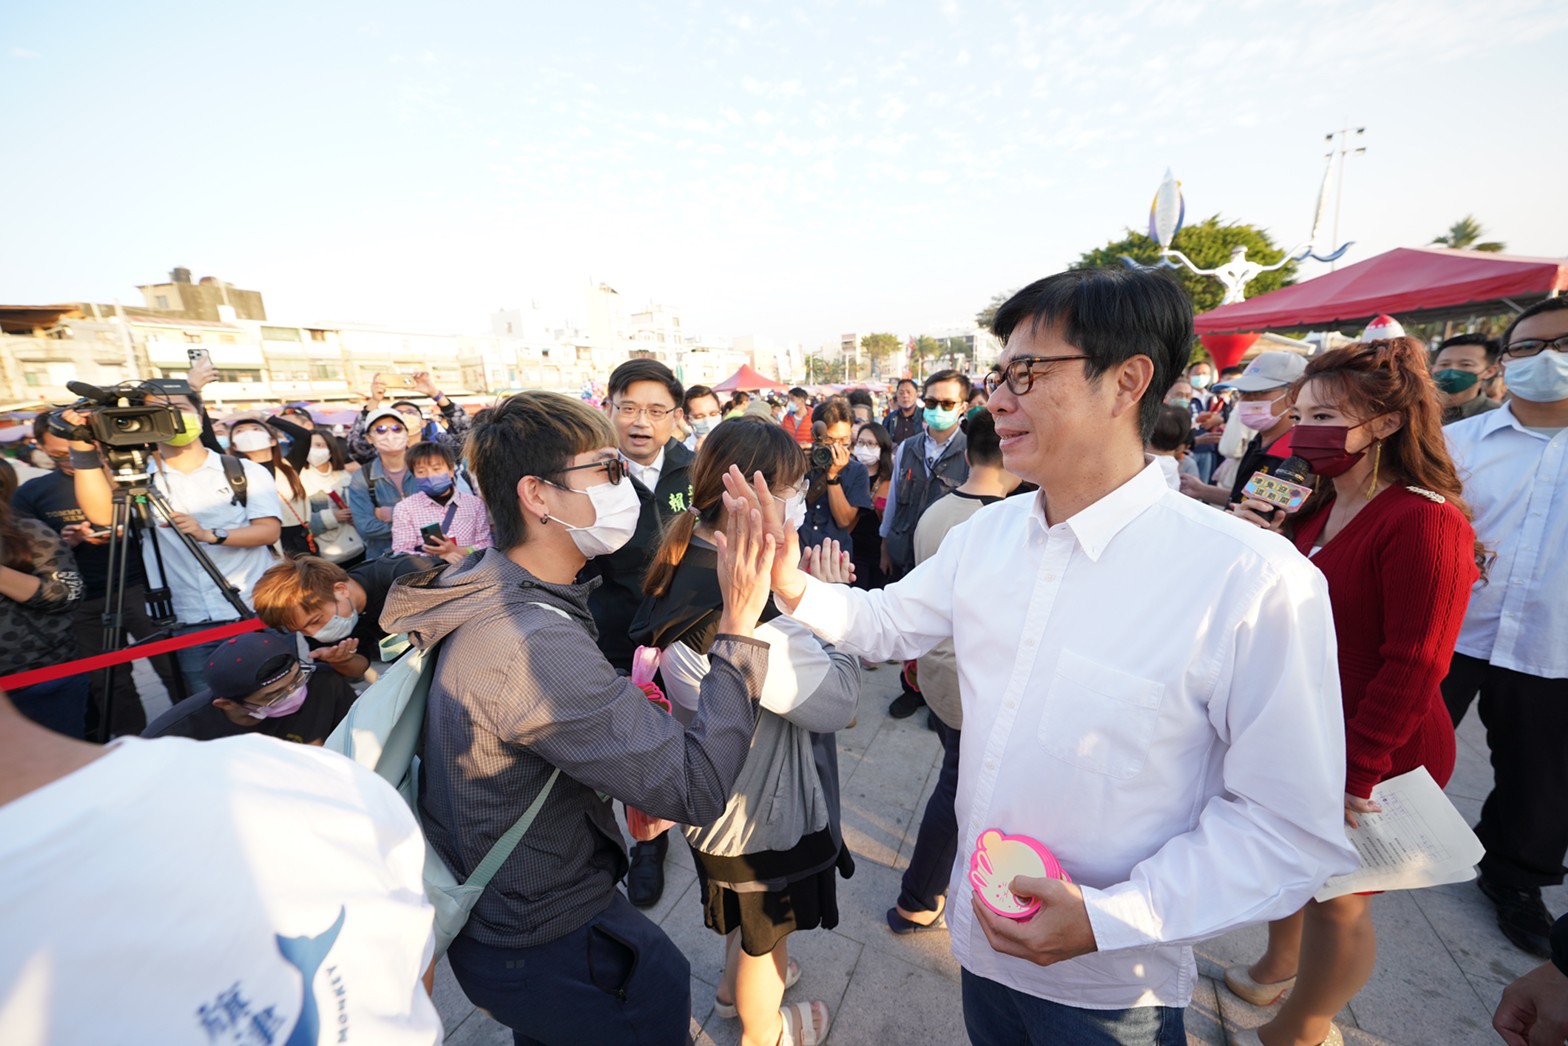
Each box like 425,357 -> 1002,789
1225,338 -> 1483,1046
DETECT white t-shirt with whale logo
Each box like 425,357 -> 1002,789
0,735 -> 441,1045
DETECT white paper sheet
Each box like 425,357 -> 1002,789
1314,766 -> 1485,902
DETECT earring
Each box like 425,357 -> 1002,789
1366,440 -> 1383,500
540,514 -> 551,525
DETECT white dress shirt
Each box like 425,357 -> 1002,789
1445,403 -> 1568,678
790,460 -> 1355,1009
146,451 -> 283,623
623,446 -> 666,492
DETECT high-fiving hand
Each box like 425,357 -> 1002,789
721,465 -> 807,609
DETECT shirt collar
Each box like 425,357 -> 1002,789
1031,459 -> 1170,562
622,446 -> 666,481
1483,401 -> 1558,441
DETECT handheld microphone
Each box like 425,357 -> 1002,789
1240,456 -> 1314,514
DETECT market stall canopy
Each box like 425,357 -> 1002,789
1194,247 -> 1568,335
711,364 -> 788,392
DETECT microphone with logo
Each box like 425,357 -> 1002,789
1239,456 -> 1315,522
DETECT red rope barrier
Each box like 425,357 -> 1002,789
0,618 -> 265,691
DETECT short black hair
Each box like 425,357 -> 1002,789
608,358 -> 682,406
683,385 -> 719,412
846,388 -> 873,409
1219,364 -> 1246,380
991,267 -> 1193,440
818,396 -> 853,429
408,441 -> 456,471
923,369 -> 972,401
467,391 -> 616,550
1502,297 -> 1568,347
959,406 -> 1002,466
896,378 -> 918,392
1149,404 -> 1191,453
32,410 -> 50,440
732,390 -> 751,404
788,386 -> 809,400
1433,333 -> 1500,365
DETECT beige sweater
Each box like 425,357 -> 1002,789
912,491 -> 1002,729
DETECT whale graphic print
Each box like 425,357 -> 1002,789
277,906 -> 346,1046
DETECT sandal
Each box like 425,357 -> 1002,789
713,959 -> 801,1020
778,1000 -> 831,1046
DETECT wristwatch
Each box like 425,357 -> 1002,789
210,528 -> 229,545
825,477 -> 842,486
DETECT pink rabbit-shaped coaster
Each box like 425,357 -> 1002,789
969,828 -> 1071,919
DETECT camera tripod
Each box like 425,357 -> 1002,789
94,449 -> 254,743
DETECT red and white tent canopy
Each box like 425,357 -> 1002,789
711,364 -> 788,392
1194,247 -> 1568,335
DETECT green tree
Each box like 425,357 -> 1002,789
975,290 -> 1015,332
1431,215 -> 1504,253
1071,215 -> 1297,316
803,353 -> 844,384
860,332 -> 901,379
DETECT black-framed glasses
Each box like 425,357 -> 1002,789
245,662 -> 315,710
922,397 -> 961,411
983,354 -> 1092,396
549,458 -> 626,486
612,403 -> 675,421
1503,335 -> 1568,359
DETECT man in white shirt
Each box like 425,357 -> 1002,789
65,381 -> 282,691
1442,296 -> 1568,960
724,267 -> 1355,1044
0,689 -> 442,1045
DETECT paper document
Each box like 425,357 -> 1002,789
1314,767 -> 1485,902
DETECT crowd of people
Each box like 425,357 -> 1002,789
2,271 -> 1566,1046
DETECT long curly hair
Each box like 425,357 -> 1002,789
1290,338 -> 1487,573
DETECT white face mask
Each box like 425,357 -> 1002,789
371,430 -> 408,453
310,604 -> 359,643
307,445 -> 332,467
778,492 -> 807,531
852,445 -> 880,467
550,477 -> 641,558
231,429 -> 273,453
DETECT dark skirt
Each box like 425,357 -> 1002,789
692,829 -> 855,957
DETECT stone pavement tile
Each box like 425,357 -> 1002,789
1442,745 -> 1494,804
891,737 -> 945,875
442,1007 -> 511,1046
825,940 -> 969,1045
433,956 -> 476,1033
1205,924 -> 1356,1038
1350,890 -> 1495,1046
830,853 -> 962,981
1186,974 -> 1226,1045
1409,881 -> 1547,992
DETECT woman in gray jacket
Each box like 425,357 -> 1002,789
634,417 -> 859,1046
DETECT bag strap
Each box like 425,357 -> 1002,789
219,454 -> 249,509
440,498 -> 460,535
464,767 -> 560,892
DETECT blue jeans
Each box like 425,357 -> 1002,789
898,717 -> 960,914
11,673 -> 92,738
961,970 -> 1185,1046
447,892 -> 691,1046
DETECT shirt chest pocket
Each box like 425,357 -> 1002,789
1038,650 -> 1166,779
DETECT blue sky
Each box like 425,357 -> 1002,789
3,0 -> 1564,346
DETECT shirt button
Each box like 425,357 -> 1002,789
985,759 -> 998,771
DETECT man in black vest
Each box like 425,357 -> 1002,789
884,378 -> 923,444
584,358 -> 694,909
878,370 -> 972,718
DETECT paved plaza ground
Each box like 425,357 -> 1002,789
436,664 -> 1561,1045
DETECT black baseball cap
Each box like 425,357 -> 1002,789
204,629 -> 301,701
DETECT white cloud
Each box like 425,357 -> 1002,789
876,95 -> 909,121
9,46 -> 39,59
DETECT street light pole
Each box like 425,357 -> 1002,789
1325,122 -> 1367,271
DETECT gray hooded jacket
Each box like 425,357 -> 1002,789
381,548 -> 768,949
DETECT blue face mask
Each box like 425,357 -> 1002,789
1503,350 -> 1568,403
416,473 -> 454,497
923,405 -> 960,432
216,435 -> 231,450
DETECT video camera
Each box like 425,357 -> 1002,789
48,380 -> 193,449
809,443 -> 835,471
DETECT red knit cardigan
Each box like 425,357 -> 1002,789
1291,485 -> 1479,798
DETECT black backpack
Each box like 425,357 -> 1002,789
219,454 -> 249,508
